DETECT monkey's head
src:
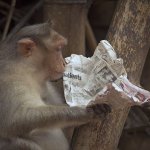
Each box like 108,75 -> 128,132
7,23 -> 67,81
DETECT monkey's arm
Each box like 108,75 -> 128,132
1,81 -> 109,136
6,102 -> 109,136
7,105 -> 85,136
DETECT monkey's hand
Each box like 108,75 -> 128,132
86,103 -> 111,119
86,84 -> 132,120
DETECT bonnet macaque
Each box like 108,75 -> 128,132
0,23 -> 110,150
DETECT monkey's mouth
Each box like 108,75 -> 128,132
49,71 -> 64,82
50,76 -> 63,82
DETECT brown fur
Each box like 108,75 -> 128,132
0,23 -> 110,150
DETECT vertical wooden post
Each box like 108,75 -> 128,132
72,0 -> 150,150
43,0 -> 87,57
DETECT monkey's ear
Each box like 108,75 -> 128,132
17,38 -> 36,57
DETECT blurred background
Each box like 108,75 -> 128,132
0,0 -> 149,149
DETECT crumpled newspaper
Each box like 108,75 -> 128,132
63,40 -> 150,107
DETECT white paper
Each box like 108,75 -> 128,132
63,40 -> 150,106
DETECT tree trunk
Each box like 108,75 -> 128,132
71,0 -> 150,150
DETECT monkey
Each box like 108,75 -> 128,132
0,22 -> 111,150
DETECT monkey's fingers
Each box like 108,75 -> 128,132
92,103 -> 111,114
87,103 -> 111,119
142,102 -> 150,109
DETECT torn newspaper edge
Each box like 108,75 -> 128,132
63,40 -> 150,107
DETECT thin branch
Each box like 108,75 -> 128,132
0,1 -> 10,9
7,0 -> 43,39
0,17 -> 6,27
0,9 -> 20,22
2,0 -> 16,40
0,1 -> 28,20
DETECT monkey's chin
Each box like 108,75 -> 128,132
49,73 -> 63,82
50,77 -> 63,82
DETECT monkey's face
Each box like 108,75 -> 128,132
42,30 -> 67,81
17,29 -> 67,81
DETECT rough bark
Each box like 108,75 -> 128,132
72,0 -> 150,150
107,0 -> 150,84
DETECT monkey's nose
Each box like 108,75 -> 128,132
59,37 -> 68,49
